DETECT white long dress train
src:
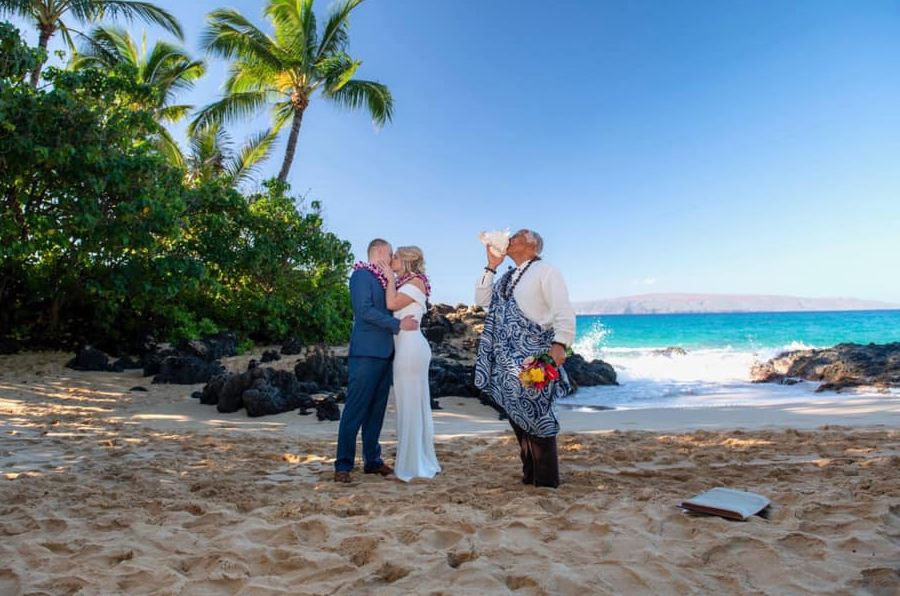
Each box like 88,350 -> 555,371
392,284 -> 441,482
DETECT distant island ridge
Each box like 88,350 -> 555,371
573,293 -> 900,315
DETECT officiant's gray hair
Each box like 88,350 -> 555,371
524,230 -> 543,255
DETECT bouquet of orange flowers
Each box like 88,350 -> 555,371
518,353 -> 560,390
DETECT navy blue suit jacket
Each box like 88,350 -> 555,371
348,268 -> 400,358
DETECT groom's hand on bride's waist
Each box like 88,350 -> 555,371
400,315 -> 418,331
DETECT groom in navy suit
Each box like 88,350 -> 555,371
334,239 -> 419,483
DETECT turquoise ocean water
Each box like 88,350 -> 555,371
564,310 -> 900,409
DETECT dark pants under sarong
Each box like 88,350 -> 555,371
510,418 -> 559,488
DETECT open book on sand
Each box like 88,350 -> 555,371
680,488 -> 771,521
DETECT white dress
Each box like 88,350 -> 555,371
391,284 -> 441,482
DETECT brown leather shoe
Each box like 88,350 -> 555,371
363,464 -> 394,477
334,471 -> 351,483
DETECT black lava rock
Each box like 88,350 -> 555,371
261,350 -> 281,363
67,347 -> 114,372
281,337 -> 304,355
429,358 -> 480,398
294,345 -> 348,392
152,356 -> 225,385
315,397 -> 341,421
563,354 -> 618,388
141,347 -> 176,377
197,367 -> 315,416
113,356 -> 143,370
423,326 -> 447,344
176,332 -> 237,362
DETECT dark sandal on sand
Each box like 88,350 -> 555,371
334,471 -> 351,483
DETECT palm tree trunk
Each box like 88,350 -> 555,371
277,106 -> 305,182
29,27 -> 54,88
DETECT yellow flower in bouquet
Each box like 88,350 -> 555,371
519,370 -> 533,387
529,368 -> 545,383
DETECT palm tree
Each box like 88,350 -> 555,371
186,122 -> 276,187
0,0 -> 182,87
190,0 -> 392,183
72,25 -> 204,167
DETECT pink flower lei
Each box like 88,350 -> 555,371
397,273 -> 431,298
352,262 -> 431,297
352,261 -> 388,289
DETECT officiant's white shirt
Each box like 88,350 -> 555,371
475,260 -> 576,347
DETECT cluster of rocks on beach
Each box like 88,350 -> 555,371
63,304 -> 620,420
62,307 -> 900,421
751,342 -> 900,392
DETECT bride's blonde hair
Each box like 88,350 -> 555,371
395,245 -> 426,276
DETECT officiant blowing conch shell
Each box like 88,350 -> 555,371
474,229 -> 576,488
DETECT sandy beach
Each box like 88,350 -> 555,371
2,350 -> 899,595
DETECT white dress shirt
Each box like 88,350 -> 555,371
475,259 -> 576,347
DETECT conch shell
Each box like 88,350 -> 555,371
479,229 -> 510,258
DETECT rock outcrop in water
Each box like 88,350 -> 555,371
751,343 -> 900,392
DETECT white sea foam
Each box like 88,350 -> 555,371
567,329 -> 830,408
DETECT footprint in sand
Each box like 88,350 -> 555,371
853,567 -> 900,596
0,569 -> 20,596
505,574 -> 540,591
338,535 -> 379,567
776,532 -> 827,556
375,561 -> 411,583
422,528 -> 464,550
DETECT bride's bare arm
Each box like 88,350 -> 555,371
378,262 -> 416,311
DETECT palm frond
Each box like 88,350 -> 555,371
327,78 -> 392,127
200,9 -> 282,70
58,24 -> 81,56
266,0 -> 316,68
317,53 -> 360,93
186,122 -> 232,183
0,0 -> 33,20
188,90 -> 272,136
75,26 -> 134,68
78,0 -> 184,39
156,126 -> 186,169
271,99 -> 295,134
223,59 -> 279,94
317,0 -> 366,60
156,103 -> 192,123
226,128 -> 278,185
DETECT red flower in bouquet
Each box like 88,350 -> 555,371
518,353 -> 560,390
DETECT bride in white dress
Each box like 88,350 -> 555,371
378,246 -> 441,482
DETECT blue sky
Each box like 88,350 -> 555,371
10,0 -> 900,305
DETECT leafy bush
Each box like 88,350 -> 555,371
0,23 -> 354,351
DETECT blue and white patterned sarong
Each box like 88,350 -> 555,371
474,270 -> 571,438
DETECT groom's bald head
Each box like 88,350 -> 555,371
367,238 -> 392,262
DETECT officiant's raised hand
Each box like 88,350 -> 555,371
486,245 -> 505,270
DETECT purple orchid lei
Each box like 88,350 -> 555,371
352,262 -> 431,297
352,261 -> 388,289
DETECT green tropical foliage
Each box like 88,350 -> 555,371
186,122 -> 276,188
0,20 -> 45,81
0,23 -> 354,351
72,25 -> 204,166
0,0 -> 182,87
191,0 -> 393,182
